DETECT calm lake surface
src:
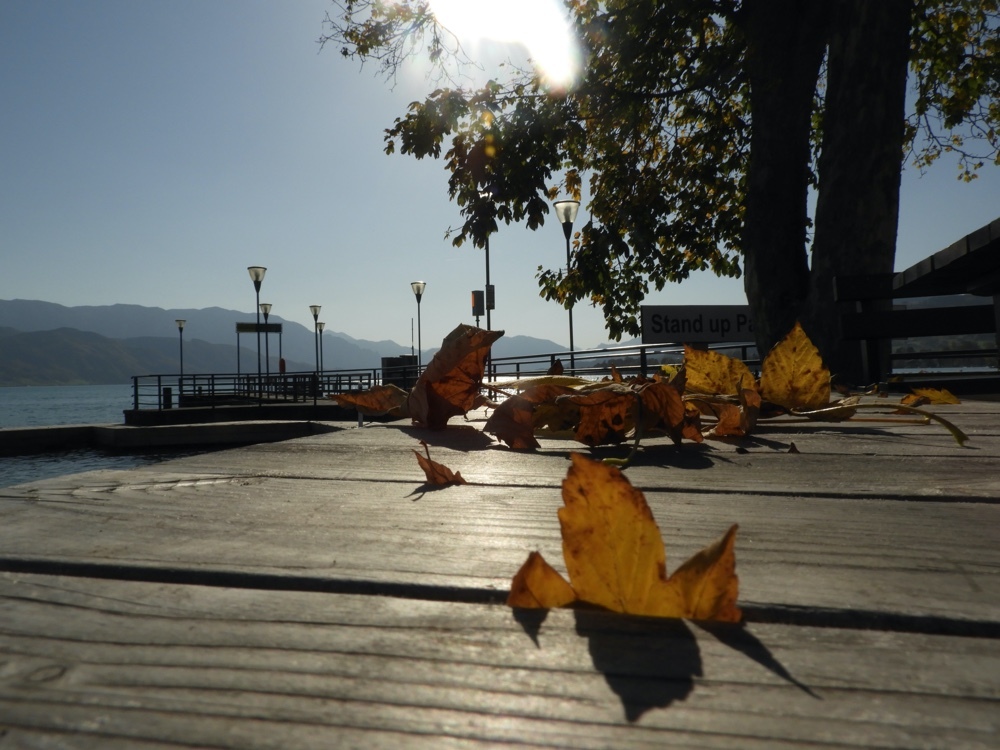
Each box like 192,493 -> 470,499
0,384 -> 209,488
0,383 -> 133,428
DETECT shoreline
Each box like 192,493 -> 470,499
0,420 -> 347,456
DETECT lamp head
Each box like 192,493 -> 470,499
317,322 -> 325,333
411,281 -> 426,303
553,200 -> 580,240
247,266 -> 267,292
309,304 -> 321,322
259,303 -> 271,319
175,319 -> 186,331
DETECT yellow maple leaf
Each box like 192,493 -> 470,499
507,551 -> 578,608
684,345 -> 758,396
760,322 -> 830,411
508,454 -> 741,622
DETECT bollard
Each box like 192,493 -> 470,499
163,386 -> 173,410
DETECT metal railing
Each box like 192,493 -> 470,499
130,336 -> 998,414
131,369 -> 378,412
484,341 -> 760,384
130,343 -> 761,413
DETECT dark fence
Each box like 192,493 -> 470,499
130,342 -> 761,414
132,369 -> 377,412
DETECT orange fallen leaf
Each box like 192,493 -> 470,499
508,454 -> 741,622
331,383 -> 409,416
507,551 -> 578,609
905,388 -> 960,405
407,324 -> 504,429
484,384 -> 578,449
760,322 -> 830,411
561,384 -> 635,446
637,379 -> 703,444
705,388 -> 761,438
413,442 -> 467,486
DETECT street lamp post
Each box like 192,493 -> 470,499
175,320 -> 185,393
411,281 -> 426,370
247,266 -> 266,394
553,200 -> 580,371
317,321 -> 325,373
309,305 -> 322,373
259,303 -> 272,379
479,191 -> 494,332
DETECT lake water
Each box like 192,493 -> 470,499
0,384 -> 208,488
0,383 -> 134,429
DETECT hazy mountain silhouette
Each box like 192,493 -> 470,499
0,299 -> 570,386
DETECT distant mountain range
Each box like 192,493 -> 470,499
0,299 -> 575,386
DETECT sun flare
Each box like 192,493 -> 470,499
427,0 -> 580,89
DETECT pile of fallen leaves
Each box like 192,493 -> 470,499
483,322 -> 967,454
334,322 -> 967,456
343,322 -> 967,626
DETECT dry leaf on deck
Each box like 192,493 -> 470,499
637,379 -> 704,444
413,442 -> 467,486
560,384 -> 635,447
706,388 -> 761,438
407,324 -> 504,429
904,388 -> 961,405
685,345 -> 758,397
484,384 -> 578,449
507,551 -> 578,608
508,454 -> 741,622
760,322 -> 830,411
331,384 -> 409,417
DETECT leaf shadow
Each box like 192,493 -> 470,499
511,608 -> 819,721
586,443 -> 718,470
511,607 -> 548,647
693,621 -> 820,699
405,483 -> 459,501
399,425 -> 496,451
573,609 -> 702,722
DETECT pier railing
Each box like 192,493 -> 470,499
131,369 -> 379,412
129,336 -> 997,416
130,342 -> 761,413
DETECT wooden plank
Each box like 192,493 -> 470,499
2,453 -> 998,622
1,573 -> 997,749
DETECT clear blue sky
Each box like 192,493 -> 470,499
2,0 -> 998,350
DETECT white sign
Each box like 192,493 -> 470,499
641,305 -> 754,344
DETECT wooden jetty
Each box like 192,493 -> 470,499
1,399 -> 998,747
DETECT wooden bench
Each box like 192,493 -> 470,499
835,216 -> 1000,385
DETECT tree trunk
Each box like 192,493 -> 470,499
804,0 -> 913,385
740,0 -> 830,359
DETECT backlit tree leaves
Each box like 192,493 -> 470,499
507,454 -> 741,622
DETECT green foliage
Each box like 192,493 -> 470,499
909,0 -> 1000,179
322,0 -> 999,337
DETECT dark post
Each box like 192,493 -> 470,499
411,282 -> 426,370
247,267 -> 267,398
553,200 -> 580,372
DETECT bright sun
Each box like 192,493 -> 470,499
427,0 -> 580,89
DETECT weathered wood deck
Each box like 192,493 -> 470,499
1,400 -> 998,747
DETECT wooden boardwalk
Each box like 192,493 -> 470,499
1,399 -> 998,747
